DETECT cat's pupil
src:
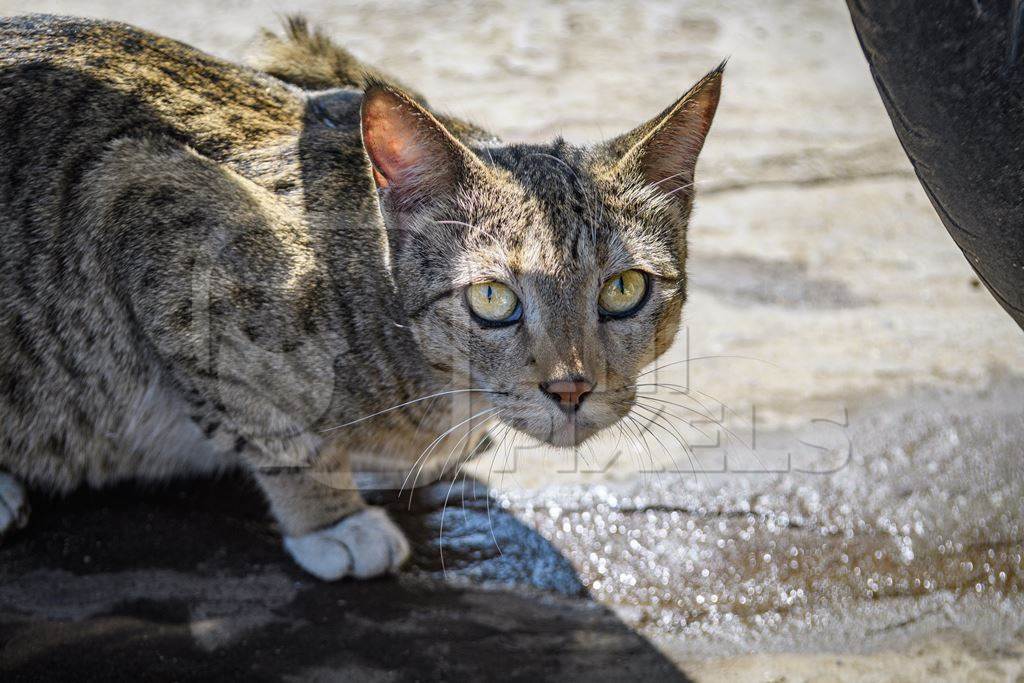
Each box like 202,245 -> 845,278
615,277 -> 625,294
486,285 -> 494,300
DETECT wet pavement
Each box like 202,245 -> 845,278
1,0 -> 1024,680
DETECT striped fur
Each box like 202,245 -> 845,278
0,15 -> 721,575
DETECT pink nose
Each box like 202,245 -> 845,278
541,379 -> 594,412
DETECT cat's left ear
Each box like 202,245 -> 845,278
603,63 -> 723,206
361,83 -> 485,214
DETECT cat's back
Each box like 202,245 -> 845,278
0,14 -> 325,291
0,15 -> 306,173
0,14 -> 302,117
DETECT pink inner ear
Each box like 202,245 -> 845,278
360,86 -> 474,210
362,95 -> 430,189
639,88 -> 719,198
643,115 -> 703,182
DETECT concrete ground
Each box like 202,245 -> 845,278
1,1 -> 1023,681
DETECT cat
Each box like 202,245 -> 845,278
0,14 -> 721,580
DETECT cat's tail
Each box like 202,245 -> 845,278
255,15 -> 426,101
255,16 -> 495,144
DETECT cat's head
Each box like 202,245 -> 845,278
361,67 -> 721,447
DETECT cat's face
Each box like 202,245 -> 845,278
362,69 -> 721,446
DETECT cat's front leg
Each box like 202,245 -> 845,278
252,443 -> 410,581
0,472 -> 30,540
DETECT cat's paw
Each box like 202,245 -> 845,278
0,473 -> 29,540
283,507 -> 410,581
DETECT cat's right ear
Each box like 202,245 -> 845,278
360,84 -> 481,214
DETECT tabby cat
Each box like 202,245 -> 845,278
0,15 -> 721,579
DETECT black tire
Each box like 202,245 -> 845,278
847,0 -> 1024,331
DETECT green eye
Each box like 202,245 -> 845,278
599,270 -> 649,317
466,281 -> 522,325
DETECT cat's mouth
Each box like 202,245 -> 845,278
503,407 -> 613,447
489,384 -> 634,447
547,417 -> 602,447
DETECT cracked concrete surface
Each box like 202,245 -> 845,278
1,1 -> 1023,681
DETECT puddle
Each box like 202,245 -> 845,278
392,376 -> 1024,657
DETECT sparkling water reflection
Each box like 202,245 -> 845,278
405,378 -> 1024,656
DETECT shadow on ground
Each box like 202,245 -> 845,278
0,474 -> 688,682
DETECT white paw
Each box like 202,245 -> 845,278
0,473 -> 29,539
283,507 -> 410,581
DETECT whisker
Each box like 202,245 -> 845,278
453,428 -> 503,528
409,405 -> 500,498
614,423 -> 637,473
632,394 -> 719,439
629,385 -> 719,423
619,419 -> 650,478
637,395 -> 752,451
635,354 -> 778,380
636,382 -> 774,474
689,385 -> 760,432
439,462 -> 473,561
631,411 -> 678,487
320,388 -> 500,433
581,439 -> 598,470
437,409 -> 513,579
484,425 -> 518,556
610,420 -> 627,461
625,411 -> 672,480
409,379 -> 454,444
630,402 -> 709,487
457,422 -> 508,526
633,381 -> 749,432
438,451 -> 479,578
458,461 -> 471,526
631,402 -> 692,458
635,382 -> 768,470
622,414 -> 659,486
496,425 -> 526,493
635,396 -> 773,476
400,406 -> 500,503
435,409 -> 506,485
